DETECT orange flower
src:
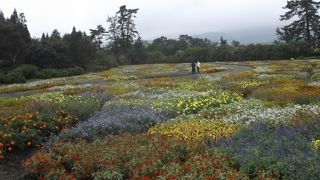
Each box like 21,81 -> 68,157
28,114 -> 33,119
10,141 -> 14,145
0,142 -> 3,148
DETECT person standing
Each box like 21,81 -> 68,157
191,61 -> 196,75
196,61 -> 200,74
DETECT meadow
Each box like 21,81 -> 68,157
1,60 -> 320,179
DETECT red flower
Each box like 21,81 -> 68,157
139,176 -> 151,180
152,170 -> 161,175
184,165 -> 191,171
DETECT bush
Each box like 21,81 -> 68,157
36,67 -> 86,79
1,71 -> 26,84
14,64 -> 39,79
38,68 -> 58,78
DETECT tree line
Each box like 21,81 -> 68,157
1,0 -> 320,83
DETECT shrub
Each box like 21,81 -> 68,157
38,68 -> 58,78
1,71 -> 26,84
14,64 -> 39,79
35,67 -> 86,79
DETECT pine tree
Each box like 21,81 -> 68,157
9,9 -> 19,24
90,24 -> 106,49
106,5 -> 139,64
277,0 -> 320,47
0,10 -> 5,22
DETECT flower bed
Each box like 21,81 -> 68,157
23,134 -> 247,179
0,111 -> 78,159
148,115 -> 240,141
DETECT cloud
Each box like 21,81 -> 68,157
0,0 -> 287,39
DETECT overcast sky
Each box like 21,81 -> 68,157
1,0 -> 288,39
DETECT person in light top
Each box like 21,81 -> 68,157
196,61 -> 200,74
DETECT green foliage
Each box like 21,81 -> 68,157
0,9 -> 31,68
36,67 -> 85,79
13,64 -> 38,78
277,0 -> 320,48
0,71 -> 26,84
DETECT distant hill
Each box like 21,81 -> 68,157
193,27 -> 278,44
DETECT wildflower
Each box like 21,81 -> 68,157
28,114 -> 33,119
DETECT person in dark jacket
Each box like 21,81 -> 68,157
191,61 -> 196,75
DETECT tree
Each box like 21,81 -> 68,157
219,36 -> 228,47
129,37 -> 147,64
0,9 -> 31,68
0,10 -> 5,22
63,27 -> 96,68
277,0 -> 320,47
106,5 -> 139,64
50,29 -> 61,40
90,24 -> 106,49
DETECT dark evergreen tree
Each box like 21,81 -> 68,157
129,37 -> 146,64
50,29 -> 61,40
277,0 -> 320,47
0,10 -> 5,22
90,24 -> 106,49
9,9 -> 19,23
0,9 -> 31,68
63,27 -> 96,68
106,5 -> 139,64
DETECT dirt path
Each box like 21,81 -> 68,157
214,63 -> 253,74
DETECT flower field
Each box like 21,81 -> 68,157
1,60 -> 320,179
